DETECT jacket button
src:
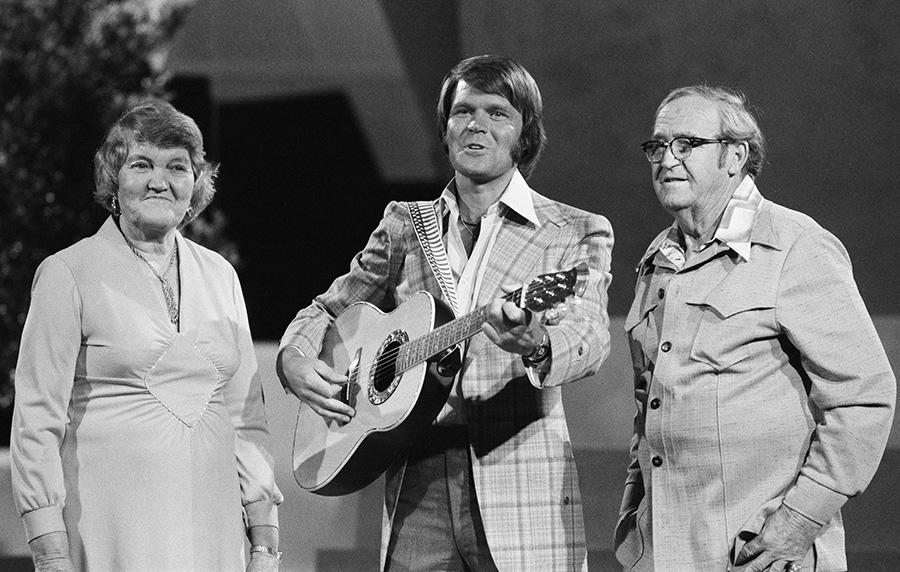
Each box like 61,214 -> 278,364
660,341 -> 672,352
658,288 -> 665,299
650,397 -> 661,409
651,456 -> 663,467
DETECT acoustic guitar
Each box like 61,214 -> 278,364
292,263 -> 589,496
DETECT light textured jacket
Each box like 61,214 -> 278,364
282,190 -> 613,571
616,197 -> 895,571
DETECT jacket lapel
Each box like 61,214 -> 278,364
466,198 -> 562,362
477,197 -> 561,307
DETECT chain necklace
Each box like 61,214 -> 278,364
458,217 -> 481,239
124,237 -> 180,325
457,217 -> 481,257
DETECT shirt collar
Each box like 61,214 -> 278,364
637,175 -> 765,270
439,169 -> 540,227
712,175 -> 763,261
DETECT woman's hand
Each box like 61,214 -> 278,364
247,551 -> 280,572
247,525 -> 280,572
29,531 -> 74,572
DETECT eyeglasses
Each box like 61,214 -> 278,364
640,137 -> 732,163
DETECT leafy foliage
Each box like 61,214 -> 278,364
0,0 -> 201,419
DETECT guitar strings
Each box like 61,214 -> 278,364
365,275 -> 576,385
362,279 -> 565,387
366,286 -> 525,377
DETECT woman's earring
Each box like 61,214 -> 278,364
111,194 -> 120,216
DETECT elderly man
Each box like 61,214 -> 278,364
279,55 -> 613,571
615,85 -> 895,572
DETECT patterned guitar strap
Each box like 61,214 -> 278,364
406,201 -> 461,317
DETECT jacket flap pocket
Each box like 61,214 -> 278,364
688,289 -> 775,370
686,287 -> 774,319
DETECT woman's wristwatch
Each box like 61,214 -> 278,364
250,544 -> 282,562
521,328 -> 551,367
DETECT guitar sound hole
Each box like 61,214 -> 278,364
373,340 -> 400,392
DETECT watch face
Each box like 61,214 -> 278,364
523,343 -> 550,365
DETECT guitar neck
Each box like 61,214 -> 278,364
391,264 -> 585,373
396,297 -> 503,372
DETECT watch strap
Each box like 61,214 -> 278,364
250,544 -> 282,561
522,329 -> 551,366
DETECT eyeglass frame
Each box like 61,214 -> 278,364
640,136 -> 734,163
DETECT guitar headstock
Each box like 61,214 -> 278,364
504,263 -> 590,313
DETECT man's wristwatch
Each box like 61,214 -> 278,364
249,544 -> 283,561
521,328 -> 551,367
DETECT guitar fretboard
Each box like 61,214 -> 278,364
395,282 -> 536,371
389,265 -> 582,374
396,305 -> 492,371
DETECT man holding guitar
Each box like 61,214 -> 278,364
277,54 -> 613,571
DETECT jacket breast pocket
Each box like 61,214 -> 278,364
687,289 -> 775,372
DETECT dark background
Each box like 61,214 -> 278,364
2,2 -> 899,568
171,2 -> 900,341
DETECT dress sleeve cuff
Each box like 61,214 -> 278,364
782,473 -> 849,526
244,500 -> 279,529
279,320 -> 327,358
22,506 -> 66,542
279,336 -> 313,357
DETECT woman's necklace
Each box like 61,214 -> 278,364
124,237 -> 180,325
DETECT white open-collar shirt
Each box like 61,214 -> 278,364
436,168 -> 541,424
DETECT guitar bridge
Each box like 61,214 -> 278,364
341,347 -> 362,407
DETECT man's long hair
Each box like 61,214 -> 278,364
436,54 -> 546,179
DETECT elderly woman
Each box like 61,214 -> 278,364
11,99 -> 282,571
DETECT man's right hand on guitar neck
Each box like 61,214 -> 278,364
276,346 -> 355,424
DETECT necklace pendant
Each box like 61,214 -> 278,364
122,232 -> 180,325
162,282 -> 179,324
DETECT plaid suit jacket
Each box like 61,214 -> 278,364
282,189 -> 613,571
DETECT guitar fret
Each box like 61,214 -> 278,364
398,344 -> 408,371
391,266 -> 581,372
404,306 -> 494,369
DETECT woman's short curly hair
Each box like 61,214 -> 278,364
93,99 -> 218,224
436,54 -> 546,179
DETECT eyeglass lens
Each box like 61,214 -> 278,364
671,138 -> 693,158
645,138 -> 690,162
